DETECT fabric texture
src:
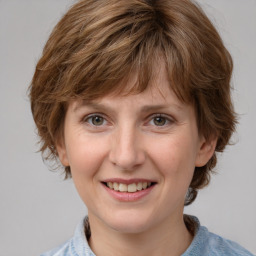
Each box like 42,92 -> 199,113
41,216 -> 254,256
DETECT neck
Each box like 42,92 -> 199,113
88,214 -> 193,256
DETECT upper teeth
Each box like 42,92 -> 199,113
106,182 -> 152,193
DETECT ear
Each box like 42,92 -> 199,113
56,139 -> 69,167
195,135 -> 217,167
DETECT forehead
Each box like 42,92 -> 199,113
71,64 -> 185,113
99,55 -> 170,97
62,53 -> 192,108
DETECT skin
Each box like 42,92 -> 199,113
57,63 -> 216,256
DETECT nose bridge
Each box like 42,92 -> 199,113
109,122 -> 145,170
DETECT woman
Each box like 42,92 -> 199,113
29,0 -> 253,255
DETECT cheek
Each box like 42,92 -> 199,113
66,134 -> 108,179
148,134 -> 198,179
66,135 -> 109,203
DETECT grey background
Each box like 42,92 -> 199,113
0,0 -> 255,255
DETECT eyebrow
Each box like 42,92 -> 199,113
140,104 -> 182,112
73,100 -> 183,113
73,101 -> 112,112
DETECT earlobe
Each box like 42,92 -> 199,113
56,141 -> 69,167
195,136 -> 217,167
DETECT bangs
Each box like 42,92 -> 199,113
51,2 -> 192,104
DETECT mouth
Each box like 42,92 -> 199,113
102,181 -> 156,193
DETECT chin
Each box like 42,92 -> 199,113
100,212 -> 156,234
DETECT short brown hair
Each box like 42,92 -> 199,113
29,0 -> 236,205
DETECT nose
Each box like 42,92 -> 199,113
109,125 -> 146,170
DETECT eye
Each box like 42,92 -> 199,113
148,114 -> 173,127
85,115 -> 106,126
152,116 -> 167,126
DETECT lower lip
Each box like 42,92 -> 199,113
102,184 -> 155,202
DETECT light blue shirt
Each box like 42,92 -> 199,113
41,216 -> 254,256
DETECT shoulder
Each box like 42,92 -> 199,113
40,240 -> 71,256
202,228 -> 254,256
40,217 -> 95,256
183,216 -> 254,256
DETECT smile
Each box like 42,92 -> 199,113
104,181 -> 153,193
102,179 -> 157,201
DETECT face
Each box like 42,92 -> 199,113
57,64 -> 215,235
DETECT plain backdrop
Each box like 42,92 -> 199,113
0,0 -> 255,255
